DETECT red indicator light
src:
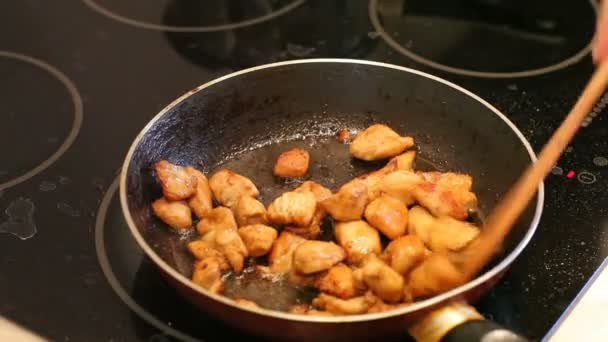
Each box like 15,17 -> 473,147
566,171 -> 576,179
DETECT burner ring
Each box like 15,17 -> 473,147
368,0 -> 597,78
82,0 -> 306,32
0,51 -> 83,191
94,177 -> 199,342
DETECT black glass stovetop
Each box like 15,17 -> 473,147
1,1 -> 606,341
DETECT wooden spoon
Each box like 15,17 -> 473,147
455,61 -> 608,280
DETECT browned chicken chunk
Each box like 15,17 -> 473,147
286,181 -> 332,239
151,198 -> 192,230
273,148 -> 310,178
408,206 -> 480,253
408,254 -> 466,298
336,128 -> 352,143
192,257 -> 226,294
202,227 -> 248,273
267,191 -> 316,227
294,181 -> 332,202
154,160 -> 197,200
196,207 -> 237,236
293,241 -> 346,274
335,221 -> 382,264
368,170 -> 421,205
315,264 -> 359,299
414,172 -> 478,220
322,179 -> 368,221
381,235 -> 428,276
233,298 -> 260,309
349,124 -> 414,161
268,231 -> 307,273
359,255 -> 405,303
383,150 -> 417,172
234,196 -> 268,226
209,169 -> 259,208
364,195 -> 409,240
312,293 -> 372,315
187,240 -> 229,269
185,167 -> 213,218
238,224 -> 278,257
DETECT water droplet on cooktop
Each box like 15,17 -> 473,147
57,202 -> 81,217
39,180 -> 57,192
0,198 -> 37,240
593,156 -> 608,167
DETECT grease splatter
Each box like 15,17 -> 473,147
0,198 -> 37,240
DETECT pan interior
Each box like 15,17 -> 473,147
124,61 -> 539,313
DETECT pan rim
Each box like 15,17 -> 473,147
119,58 -> 544,324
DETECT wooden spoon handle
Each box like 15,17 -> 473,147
459,61 -> 608,279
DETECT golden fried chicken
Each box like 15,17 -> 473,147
293,241 -> 346,274
233,298 -> 260,309
192,257 -> 227,294
364,195 -> 409,240
238,224 -> 277,257
187,240 -> 229,269
209,169 -> 259,208
408,254 -> 466,298
273,148 -> 310,178
202,227 -> 248,273
267,191 -> 316,227
151,198 -> 192,230
381,235 -> 428,276
268,231 -> 307,273
312,293 -> 371,315
408,206 -> 479,253
349,124 -> 414,161
335,221 -> 382,264
322,179 -> 368,221
185,167 -> 213,218
315,264 -> 359,299
234,196 -> 268,226
414,171 -> 478,220
154,160 -> 197,200
359,255 -> 405,303
368,170 -> 421,205
196,207 -> 237,235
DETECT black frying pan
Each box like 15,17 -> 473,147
120,59 -> 543,341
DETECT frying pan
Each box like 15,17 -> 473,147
119,59 -> 543,341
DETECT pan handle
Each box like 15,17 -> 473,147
408,302 -> 529,342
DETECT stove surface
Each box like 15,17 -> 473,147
1,1 -> 607,341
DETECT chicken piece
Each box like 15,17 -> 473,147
286,181 -> 332,239
322,179 -> 368,221
408,254 -> 466,298
267,191 -> 316,227
289,304 -> 311,315
315,264 -> 359,299
368,170 -> 421,205
336,128 -> 352,143
408,206 -> 480,253
185,167 -> 213,218
233,298 -> 260,309
209,169 -> 259,208
268,231 -> 307,273
151,198 -> 192,230
367,295 -> 411,313
414,171 -> 478,220
187,240 -> 229,268
234,196 -> 267,226
196,207 -> 237,235
349,124 -> 414,161
383,150 -> 416,172
273,148 -> 310,178
294,181 -> 332,202
382,235 -> 428,276
288,270 -> 319,287
192,258 -> 226,294
335,221 -> 382,264
293,241 -> 346,274
238,224 -> 277,257
364,195 -> 409,240
202,226 -> 248,273
154,160 -> 197,200
359,255 -> 405,303
312,293 -> 372,315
